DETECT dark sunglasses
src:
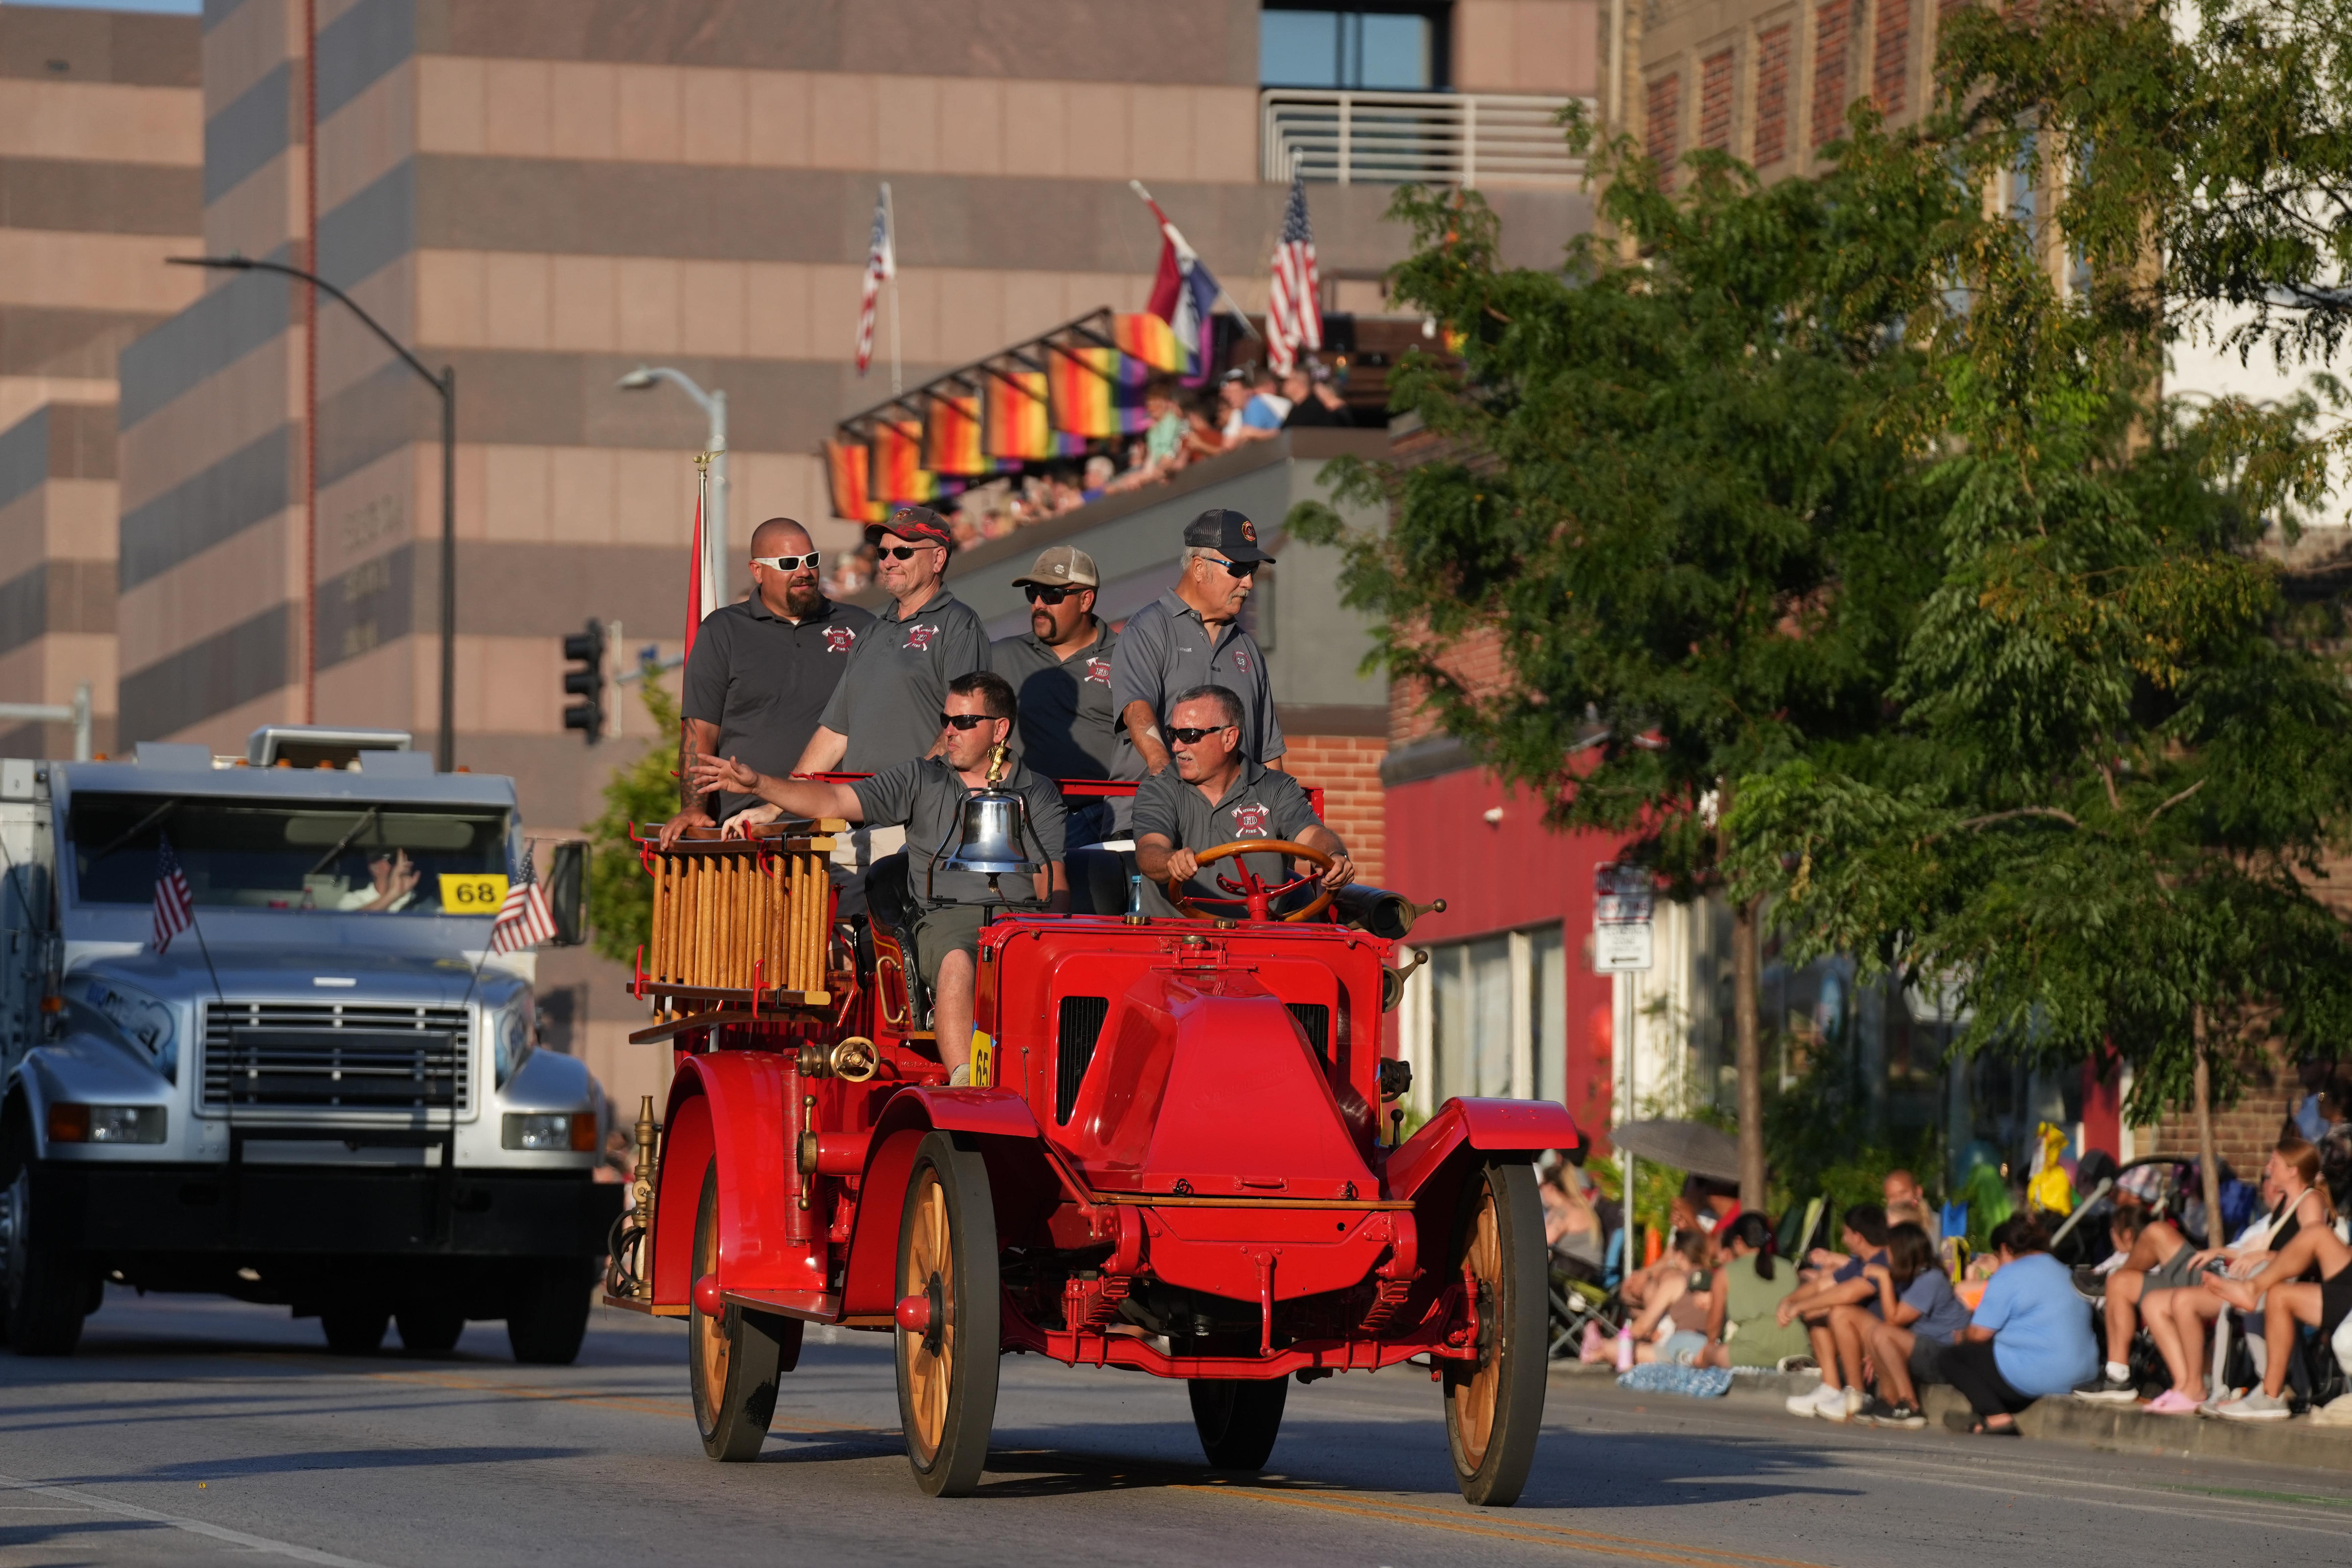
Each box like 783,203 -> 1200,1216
878,544 -> 934,560
750,551 -> 821,572
938,712 -> 994,730
1023,584 -> 1081,605
1198,553 -> 1258,578
1168,725 -> 1235,744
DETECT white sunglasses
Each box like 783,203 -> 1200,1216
751,551 -> 822,572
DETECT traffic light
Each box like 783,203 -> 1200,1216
561,619 -> 605,744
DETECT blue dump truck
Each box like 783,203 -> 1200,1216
0,727 -> 618,1361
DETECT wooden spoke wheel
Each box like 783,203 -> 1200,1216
894,1130 -> 1000,1498
688,1165 -> 800,1461
1163,840 -> 1338,924
1442,1158 -> 1548,1507
1187,1376 -> 1289,1470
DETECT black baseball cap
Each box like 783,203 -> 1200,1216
1184,507 -> 1273,564
866,504 -> 952,550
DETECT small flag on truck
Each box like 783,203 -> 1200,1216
492,847 -> 556,953
151,834 -> 194,952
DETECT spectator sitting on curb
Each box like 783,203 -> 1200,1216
1781,1204 -> 1893,1422
1855,1221 -> 1972,1428
1614,1230 -> 1718,1368
1695,1212 -> 1811,1371
1540,1155 -> 1606,1280
2202,1186 -> 2352,1421
2146,1136 -> 2330,1403
2074,1198 -> 2202,1410
1937,1215 -> 2100,1436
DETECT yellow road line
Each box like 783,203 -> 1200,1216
361,1369 -> 897,1443
1182,1484 -> 1833,1568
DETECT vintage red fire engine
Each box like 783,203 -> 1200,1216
604,776 -> 1577,1503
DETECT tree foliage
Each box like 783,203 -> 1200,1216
585,669 -> 679,967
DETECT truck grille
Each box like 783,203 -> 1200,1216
202,1001 -> 471,1113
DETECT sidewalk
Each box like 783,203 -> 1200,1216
1553,1359 -> 2352,1473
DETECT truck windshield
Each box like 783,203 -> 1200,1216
69,794 -> 510,915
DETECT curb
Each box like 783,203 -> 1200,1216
1553,1358 -> 2352,1473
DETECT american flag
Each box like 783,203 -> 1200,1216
151,834 -> 195,952
854,184 -> 894,376
491,846 -> 556,954
1264,175 -> 1322,376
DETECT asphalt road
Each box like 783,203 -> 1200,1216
1,1289 -> 2348,1567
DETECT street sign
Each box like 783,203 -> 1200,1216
1593,862 -> 1655,973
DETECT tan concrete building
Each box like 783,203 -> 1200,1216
0,3 -> 201,758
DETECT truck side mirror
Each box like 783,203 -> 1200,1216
544,840 -> 588,946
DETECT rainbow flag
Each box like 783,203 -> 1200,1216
1112,312 -> 1185,373
1047,344 -> 1115,439
984,370 -> 1052,460
824,438 -> 880,523
1110,351 -> 1153,434
923,392 -> 986,476
868,417 -> 936,505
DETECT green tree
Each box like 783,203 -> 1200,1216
1291,126 -> 1958,1205
584,667 -> 680,967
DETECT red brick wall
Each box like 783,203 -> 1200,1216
2140,1055 -> 2300,1177
1646,71 -> 1682,176
1812,0 -> 1853,148
1873,0 -> 1913,116
1697,49 -> 1735,151
1286,733 -> 1388,886
1388,626 -> 1511,747
1752,25 -> 1793,165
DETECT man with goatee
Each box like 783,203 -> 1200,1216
662,516 -> 874,847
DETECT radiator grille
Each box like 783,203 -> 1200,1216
1287,1002 -> 1331,1066
202,1001 -> 471,1113
1055,995 -> 1109,1125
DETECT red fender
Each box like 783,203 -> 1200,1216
650,1052 -> 821,1309
1382,1096 -> 1581,1203
838,1087 -> 1046,1318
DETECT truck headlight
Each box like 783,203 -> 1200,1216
502,1112 -> 596,1152
49,1104 -> 167,1145
493,1003 -> 534,1091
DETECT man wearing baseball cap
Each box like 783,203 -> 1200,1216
989,544 -> 1126,845
1111,506 -> 1284,775
794,505 -> 990,777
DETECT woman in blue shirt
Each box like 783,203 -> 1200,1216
1937,1216 -> 2099,1435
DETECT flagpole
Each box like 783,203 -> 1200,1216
883,181 -> 902,395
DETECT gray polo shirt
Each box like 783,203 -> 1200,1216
681,594 -> 875,820
1133,761 -> 1320,906
1110,589 -> 1285,767
818,585 -> 991,773
990,621 -> 1123,782
853,756 -> 1068,907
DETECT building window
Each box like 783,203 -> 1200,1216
1408,924 -> 1566,1107
1261,4 -> 1450,90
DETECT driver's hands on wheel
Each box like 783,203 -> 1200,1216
1164,846 -> 1202,886
1316,851 -> 1357,891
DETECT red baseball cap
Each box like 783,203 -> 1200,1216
867,505 -> 952,550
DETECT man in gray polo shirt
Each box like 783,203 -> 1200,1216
795,504 -> 990,776
1112,507 -> 1284,776
990,544 -> 1123,845
660,517 -> 872,849
691,671 -> 1065,1083
1135,685 -> 1353,916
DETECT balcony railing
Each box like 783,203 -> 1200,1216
1259,89 -> 1590,188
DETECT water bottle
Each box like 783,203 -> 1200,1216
1124,871 -> 1148,924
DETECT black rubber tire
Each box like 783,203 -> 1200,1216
395,1305 -> 467,1355
894,1130 -> 1000,1498
506,1260 -> 593,1365
1188,1376 -> 1289,1469
320,1306 -> 390,1355
1442,1158 -> 1548,1507
688,1165 -> 797,1460
2,1170 -> 88,1357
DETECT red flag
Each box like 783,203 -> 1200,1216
682,488 -> 704,660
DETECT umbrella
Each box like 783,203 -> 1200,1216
1608,1118 -> 1741,1183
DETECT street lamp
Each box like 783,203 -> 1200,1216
168,254 -> 458,773
617,365 -> 728,611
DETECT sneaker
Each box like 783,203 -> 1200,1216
2144,1388 -> 2202,1416
2311,1393 -> 2352,1427
1785,1382 -> 1840,1419
2073,1372 -> 2139,1404
947,1062 -> 972,1087
1839,1384 -> 1863,1422
2212,1389 -> 2292,1422
1879,1401 -> 1927,1429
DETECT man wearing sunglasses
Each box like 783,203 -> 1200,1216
1112,507 -> 1284,778
990,545 -> 1124,845
795,505 -> 989,781
662,517 -> 873,849
689,672 -> 1065,1083
1134,685 -> 1353,915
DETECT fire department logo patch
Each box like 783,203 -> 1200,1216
1241,520 -> 1258,543
1231,803 -> 1271,837
1084,658 -> 1111,685
823,626 -> 857,653
903,624 -> 937,651
1232,649 -> 1252,674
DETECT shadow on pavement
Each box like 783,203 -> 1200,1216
45,1446 -> 593,1488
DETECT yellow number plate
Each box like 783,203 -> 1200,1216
439,873 -> 508,913
969,1030 -> 994,1088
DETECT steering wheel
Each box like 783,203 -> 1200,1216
1161,839 -> 1337,924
